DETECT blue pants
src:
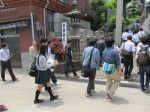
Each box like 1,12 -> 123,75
139,66 -> 150,90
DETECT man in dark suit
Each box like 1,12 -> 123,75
65,40 -> 79,78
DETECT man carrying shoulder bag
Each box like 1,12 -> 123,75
82,38 -> 100,97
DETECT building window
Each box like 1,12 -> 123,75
83,0 -> 86,13
63,0 -> 69,4
0,28 -> 19,36
48,11 -> 54,32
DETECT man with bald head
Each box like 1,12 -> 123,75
29,41 -> 38,66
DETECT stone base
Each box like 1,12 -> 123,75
53,60 -> 82,74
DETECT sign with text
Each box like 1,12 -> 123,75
62,22 -> 67,48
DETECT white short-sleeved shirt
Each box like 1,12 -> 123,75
122,32 -> 130,41
120,41 -> 136,52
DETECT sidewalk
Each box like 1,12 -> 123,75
5,68 -> 140,89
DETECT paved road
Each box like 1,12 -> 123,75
142,14 -> 150,32
0,69 -> 150,112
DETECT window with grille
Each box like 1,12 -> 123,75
48,11 -> 54,32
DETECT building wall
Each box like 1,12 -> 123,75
50,12 -> 91,37
0,0 -> 93,68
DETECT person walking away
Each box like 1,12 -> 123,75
103,37 -> 123,100
97,37 -> 105,66
122,29 -> 130,42
47,39 -> 60,85
120,35 -> 135,80
34,45 -> 58,104
138,28 -> 145,38
136,37 -> 150,93
132,30 -> 140,46
82,38 -> 100,97
134,19 -> 140,30
0,43 -> 18,81
129,27 -> 134,36
65,40 -> 79,78
29,41 -> 38,67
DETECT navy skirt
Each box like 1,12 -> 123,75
35,70 -> 49,84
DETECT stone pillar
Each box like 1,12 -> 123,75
115,0 -> 123,46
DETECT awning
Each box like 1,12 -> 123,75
0,21 -> 29,30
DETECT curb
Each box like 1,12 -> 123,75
57,76 -> 140,89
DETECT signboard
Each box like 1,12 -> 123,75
62,22 -> 67,48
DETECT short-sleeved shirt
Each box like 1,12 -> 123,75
120,41 -> 136,52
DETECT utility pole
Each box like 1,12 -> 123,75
115,0 -> 123,46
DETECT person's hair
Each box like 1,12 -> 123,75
40,38 -> 47,44
141,37 -> 148,45
139,28 -> 143,31
39,45 -> 48,57
47,39 -> 53,44
125,29 -> 129,32
1,43 -> 7,48
133,30 -> 138,34
67,39 -> 72,44
89,38 -> 97,46
105,37 -> 114,47
127,35 -> 132,40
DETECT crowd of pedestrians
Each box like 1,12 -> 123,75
121,28 -> 150,93
0,28 -> 150,108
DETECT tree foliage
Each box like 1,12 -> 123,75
105,0 -> 117,10
89,0 -> 107,31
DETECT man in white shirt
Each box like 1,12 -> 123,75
0,43 -> 18,81
120,35 -> 136,80
122,29 -> 130,42
138,28 -> 145,38
29,41 -> 37,66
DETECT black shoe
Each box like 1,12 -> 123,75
2,79 -> 6,81
12,78 -> 18,81
74,75 -> 79,78
50,95 -> 58,100
34,99 -> 44,104
124,76 -> 128,80
65,74 -> 70,77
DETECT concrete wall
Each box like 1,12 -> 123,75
21,52 -> 30,70
52,13 -> 91,37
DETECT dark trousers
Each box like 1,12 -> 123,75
87,68 -> 96,94
47,69 -> 57,83
99,53 -> 103,66
50,72 -> 57,83
139,66 -> 150,90
124,55 -> 133,77
65,60 -> 77,76
1,60 -> 16,80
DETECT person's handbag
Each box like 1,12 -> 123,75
29,56 -> 39,77
81,48 -> 94,78
29,63 -> 36,77
120,42 -> 131,56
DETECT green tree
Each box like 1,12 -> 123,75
105,0 -> 117,10
89,0 -> 107,31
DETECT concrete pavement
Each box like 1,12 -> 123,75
0,69 -> 150,112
